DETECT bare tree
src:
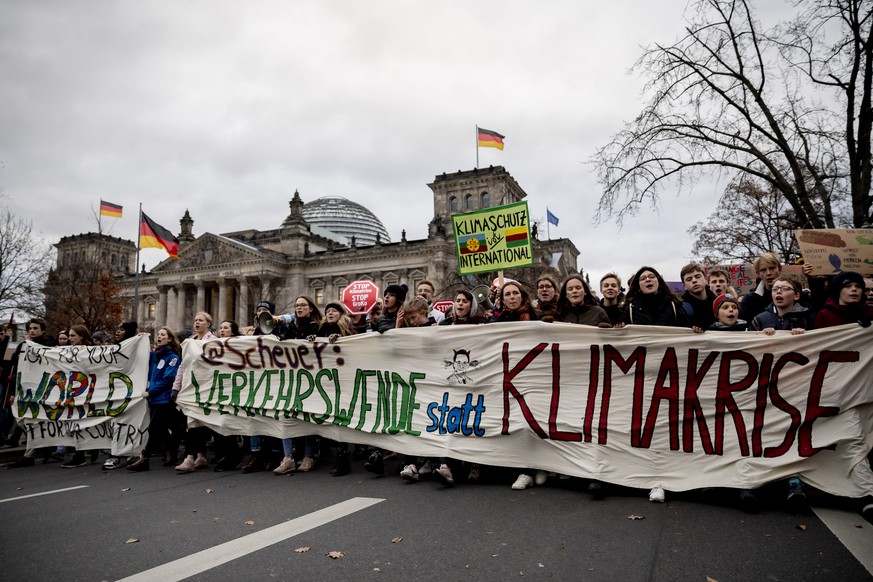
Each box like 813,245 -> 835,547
593,0 -> 871,229
0,207 -> 54,319
688,177 -> 804,264
43,257 -> 129,334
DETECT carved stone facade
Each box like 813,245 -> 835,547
100,166 -> 581,332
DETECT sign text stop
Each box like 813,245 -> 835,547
341,280 -> 381,315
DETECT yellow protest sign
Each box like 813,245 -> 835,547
451,201 -> 533,275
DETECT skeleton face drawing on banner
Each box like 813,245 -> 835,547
443,349 -> 480,384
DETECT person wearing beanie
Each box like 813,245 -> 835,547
708,294 -> 748,331
814,271 -> 872,329
377,284 -> 407,333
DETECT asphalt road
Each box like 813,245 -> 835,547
1,452 -> 871,582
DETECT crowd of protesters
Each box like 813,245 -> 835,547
2,257 -> 872,522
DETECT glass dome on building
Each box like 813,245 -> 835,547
302,196 -> 391,247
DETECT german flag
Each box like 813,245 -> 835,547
140,212 -> 179,259
505,226 -> 529,248
477,127 -> 505,150
100,200 -> 123,218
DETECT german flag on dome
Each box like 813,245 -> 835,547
140,212 -> 179,259
100,200 -> 123,218
477,127 -> 505,150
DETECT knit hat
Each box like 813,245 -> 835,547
385,284 -> 408,303
118,321 -> 138,340
828,271 -> 865,301
256,300 -> 275,313
712,294 -> 739,317
324,301 -> 347,315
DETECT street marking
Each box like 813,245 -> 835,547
0,485 -> 89,503
117,496 -> 384,582
813,506 -> 873,576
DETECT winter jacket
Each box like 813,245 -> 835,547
681,288 -> 717,329
813,298 -> 873,329
555,304 -> 611,327
377,309 -> 399,333
708,320 -> 749,332
750,304 -> 813,332
148,345 -> 180,405
620,295 -> 688,327
492,306 -> 538,323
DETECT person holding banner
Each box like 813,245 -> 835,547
534,275 -> 559,321
275,296 -> 322,475
377,284 -> 407,333
438,290 -> 488,326
554,275 -> 611,328
174,312 -> 217,472
59,325 -> 98,468
212,320 -> 244,472
618,266 -> 688,503
126,327 -> 182,472
813,271 -> 872,329
492,281 -> 537,324
415,280 -> 445,324
599,272 -> 625,326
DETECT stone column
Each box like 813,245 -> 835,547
217,279 -> 228,323
238,278 -> 250,325
156,286 -> 168,328
175,284 -> 187,330
196,281 -> 207,314
165,286 -> 176,330
136,298 -> 146,325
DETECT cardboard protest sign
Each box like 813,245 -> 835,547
177,323 -> 873,497
452,201 -> 533,275
14,335 -> 150,455
796,228 -> 873,275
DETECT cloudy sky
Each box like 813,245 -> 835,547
1,1 -> 791,286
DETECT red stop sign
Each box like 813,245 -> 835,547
341,280 -> 381,315
431,300 -> 454,314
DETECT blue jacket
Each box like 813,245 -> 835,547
148,345 -> 180,405
750,303 -> 813,332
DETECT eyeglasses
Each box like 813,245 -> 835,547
771,285 -> 795,292
537,284 -> 553,290
294,303 -> 310,308
638,274 -> 658,282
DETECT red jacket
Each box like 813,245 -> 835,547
813,298 -> 873,329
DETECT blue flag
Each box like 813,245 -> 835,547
546,208 -> 559,226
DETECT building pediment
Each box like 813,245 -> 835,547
152,233 -> 266,272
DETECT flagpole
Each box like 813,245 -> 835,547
131,203 -> 143,321
475,125 -> 479,169
98,199 -> 103,235
546,208 -> 551,240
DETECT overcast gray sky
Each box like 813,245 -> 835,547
1,0 -> 790,287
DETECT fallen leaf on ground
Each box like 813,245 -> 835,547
205,488 -> 214,494
627,514 -> 646,520
373,567 -> 381,572
294,547 -> 310,553
125,538 -> 139,544
797,524 -> 807,531
492,554 -> 499,558
15,487 -> 23,491
855,524 -> 864,528
192,509 -> 197,513
121,487 -> 130,492
538,563 -> 544,568
391,537 -> 403,543
326,551 -> 345,559
169,520 -> 180,524
560,540 -> 565,549
245,520 -> 255,525
706,577 -> 719,582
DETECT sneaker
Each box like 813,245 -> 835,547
786,479 -> 807,512
467,464 -> 481,482
273,457 -> 297,475
512,473 -> 534,490
649,487 -> 666,503
400,464 -> 419,482
588,481 -> 604,500
861,503 -> 873,526
194,456 -> 208,469
8,456 -> 35,468
126,456 -> 149,472
418,460 -> 435,476
534,470 -> 548,486
214,456 -> 242,472
435,463 -> 455,486
61,453 -> 87,468
364,451 -> 384,475
102,456 -> 121,470
175,457 -> 196,472
241,455 -> 263,474
298,456 -> 315,472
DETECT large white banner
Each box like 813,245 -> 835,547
177,323 -> 873,497
14,336 -> 150,455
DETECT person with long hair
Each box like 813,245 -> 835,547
127,327 -> 182,472
554,275 -> 611,327
619,266 -> 687,503
174,312 -> 217,472
60,325 -> 95,468
275,297 -> 323,475
492,281 -> 538,323
212,320 -> 245,472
